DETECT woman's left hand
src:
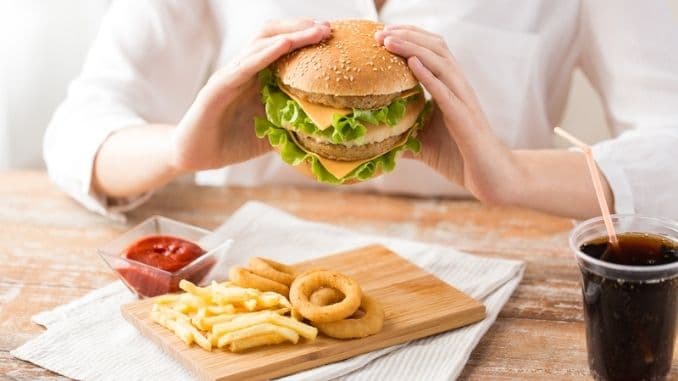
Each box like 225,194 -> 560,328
375,25 -> 523,204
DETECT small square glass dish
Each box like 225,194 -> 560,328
98,216 -> 232,298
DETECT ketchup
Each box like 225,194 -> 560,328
117,235 -> 212,297
124,235 -> 205,272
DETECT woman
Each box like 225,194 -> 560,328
44,0 -> 678,220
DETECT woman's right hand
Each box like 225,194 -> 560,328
169,19 -> 331,171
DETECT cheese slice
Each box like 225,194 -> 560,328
299,95 -> 425,147
278,84 -> 422,130
289,127 -> 414,179
279,87 -> 350,130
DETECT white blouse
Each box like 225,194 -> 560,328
43,0 -> 678,220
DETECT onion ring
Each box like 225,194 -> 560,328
290,269 -> 328,322
314,295 -> 384,339
248,257 -> 295,286
229,266 -> 289,296
292,288 -> 343,321
291,308 -> 304,321
290,270 -> 362,323
309,287 -> 344,306
294,267 -> 327,280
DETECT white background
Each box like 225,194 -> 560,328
0,0 -> 676,170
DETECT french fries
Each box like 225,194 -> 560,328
229,333 -> 287,352
211,311 -> 317,341
217,323 -> 299,348
150,279 -> 317,353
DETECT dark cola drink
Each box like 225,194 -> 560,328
579,232 -> 678,381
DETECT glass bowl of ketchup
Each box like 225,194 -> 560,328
97,216 -> 232,298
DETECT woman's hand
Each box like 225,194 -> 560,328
93,19 -> 330,198
375,25 -> 615,218
170,19 -> 331,171
375,25 -> 523,205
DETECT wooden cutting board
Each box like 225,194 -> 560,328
121,244 -> 486,381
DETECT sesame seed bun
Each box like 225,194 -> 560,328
262,19 -> 426,184
274,20 -> 418,109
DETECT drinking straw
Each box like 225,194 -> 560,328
554,127 -> 619,248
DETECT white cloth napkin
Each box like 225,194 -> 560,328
12,201 -> 524,381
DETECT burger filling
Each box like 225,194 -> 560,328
255,69 -> 431,184
258,69 -> 421,145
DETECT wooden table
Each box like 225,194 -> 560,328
1,171 -> 675,380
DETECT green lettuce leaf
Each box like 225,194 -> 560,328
258,69 -> 415,144
254,100 -> 429,184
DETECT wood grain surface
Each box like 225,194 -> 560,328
122,245 -> 485,380
1,171 -> 676,380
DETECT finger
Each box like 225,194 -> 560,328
238,23 -> 330,63
225,38 -> 294,89
386,36 -> 477,109
234,22 -> 331,78
408,56 -> 466,127
256,18 -> 318,39
220,23 -> 330,92
379,28 -> 449,57
384,37 -> 461,94
384,36 -> 445,75
274,23 -> 330,51
234,37 -> 292,83
383,24 -> 439,38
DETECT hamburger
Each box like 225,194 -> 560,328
255,20 -> 430,184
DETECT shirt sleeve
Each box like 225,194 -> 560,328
578,0 -> 678,219
43,0 -> 217,220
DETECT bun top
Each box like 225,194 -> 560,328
275,20 -> 418,97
